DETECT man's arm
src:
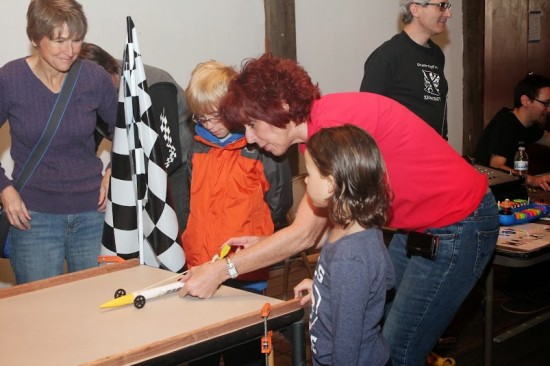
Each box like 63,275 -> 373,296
491,152 -> 550,191
536,130 -> 550,148
179,193 -> 329,298
489,154 -> 513,172
359,50 -> 391,94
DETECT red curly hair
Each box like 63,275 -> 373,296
220,53 -> 321,130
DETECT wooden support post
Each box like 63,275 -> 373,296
264,0 -> 296,60
264,0 -> 301,175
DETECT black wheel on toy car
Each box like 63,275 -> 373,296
134,295 -> 146,309
114,288 -> 126,298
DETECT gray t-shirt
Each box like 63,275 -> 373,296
310,228 -> 395,366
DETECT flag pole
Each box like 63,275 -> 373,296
105,16 -> 185,272
137,199 -> 144,265
123,16 -> 145,265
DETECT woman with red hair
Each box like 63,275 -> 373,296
179,53 -> 499,366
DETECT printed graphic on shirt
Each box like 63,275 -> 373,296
310,264 -> 325,355
418,63 -> 442,102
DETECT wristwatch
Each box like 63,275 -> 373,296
225,257 -> 238,279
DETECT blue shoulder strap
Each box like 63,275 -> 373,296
14,59 -> 82,192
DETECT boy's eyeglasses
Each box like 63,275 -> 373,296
533,98 -> 550,108
414,2 -> 452,11
192,113 -> 219,125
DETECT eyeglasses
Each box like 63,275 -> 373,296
192,113 -> 219,125
414,2 -> 452,11
532,98 -> 550,108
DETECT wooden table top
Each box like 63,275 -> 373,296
0,260 -> 301,366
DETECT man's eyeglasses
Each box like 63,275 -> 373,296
414,2 -> 452,11
533,98 -> 550,108
192,113 -> 219,125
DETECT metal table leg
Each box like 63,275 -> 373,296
290,319 -> 306,366
484,265 -> 494,366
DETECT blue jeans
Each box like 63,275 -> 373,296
9,210 -> 104,284
383,191 -> 499,366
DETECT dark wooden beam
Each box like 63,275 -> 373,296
264,0 -> 297,60
462,0 -> 485,157
264,0 -> 300,175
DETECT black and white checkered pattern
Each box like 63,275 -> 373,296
101,17 -> 185,273
159,109 -> 177,169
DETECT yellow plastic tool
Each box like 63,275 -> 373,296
219,243 -> 231,259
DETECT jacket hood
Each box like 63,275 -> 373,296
194,124 -> 246,149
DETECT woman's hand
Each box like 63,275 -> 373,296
1,186 -> 31,230
178,260 -> 227,299
294,278 -> 314,307
98,168 -> 111,212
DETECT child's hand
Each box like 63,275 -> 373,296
224,236 -> 264,251
294,278 -> 313,306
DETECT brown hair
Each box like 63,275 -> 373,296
306,125 -> 392,229
26,0 -> 87,44
513,73 -> 550,108
79,42 -> 120,76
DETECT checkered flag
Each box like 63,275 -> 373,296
101,17 -> 185,273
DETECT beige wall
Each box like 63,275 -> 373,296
0,0 -> 464,286
0,0 -> 465,158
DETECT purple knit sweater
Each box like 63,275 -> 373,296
0,58 -> 117,214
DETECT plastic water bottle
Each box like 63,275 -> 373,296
513,147 -> 528,177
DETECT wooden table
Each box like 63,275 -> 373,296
528,185 -> 550,204
0,260 -> 305,365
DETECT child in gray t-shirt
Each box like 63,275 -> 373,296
294,125 -> 395,366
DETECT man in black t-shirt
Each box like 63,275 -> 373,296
360,0 -> 451,139
475,74 -> 550,191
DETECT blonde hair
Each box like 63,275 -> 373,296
185,61 -> 237,115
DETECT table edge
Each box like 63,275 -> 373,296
0,258 -> 140,299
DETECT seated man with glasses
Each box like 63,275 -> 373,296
360,0 -> 452,140
475,73 -> 550,191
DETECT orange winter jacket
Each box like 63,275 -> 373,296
181,128 -> 292,281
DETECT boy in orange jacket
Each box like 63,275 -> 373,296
182,60 -> 292,366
